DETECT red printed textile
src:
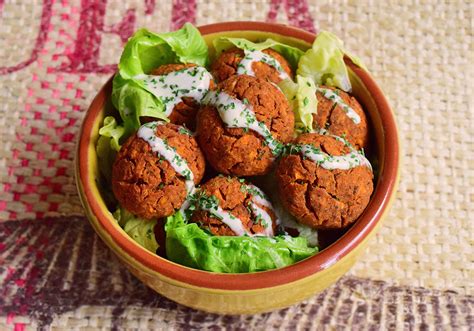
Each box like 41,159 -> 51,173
0,0 -> 315,221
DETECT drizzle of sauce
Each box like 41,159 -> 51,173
135,66 -> 213,116
200,203 -> 251,237
197,183 -> 277,237
244,184 -> 272,208
299,137 -> 372,171
237,49 -> 290,80
243,183 -> 281,236
202,90 -> 283,155
317,87 -> 361,124
137,122 -> 196,197
248,202 -> 274,237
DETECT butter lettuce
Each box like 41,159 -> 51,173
118,23 -> 209,78
297,31 -> 366,92
213,37 -> 304,70
112,23 -> 209,135
114,208 -> 159,253
165,212 -> 317,273
279,75 -> 317,133
96,116 -> 125,182
98,116 -> 125,152
112,75 -> 168,135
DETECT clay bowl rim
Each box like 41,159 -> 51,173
77,21 -> 399,291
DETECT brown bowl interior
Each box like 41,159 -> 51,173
77,22 -> 399,290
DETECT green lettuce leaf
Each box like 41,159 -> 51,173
297,31 -> 366,92
96,116 -> 126,182
98,116 -> 126,152
111,75 -> 169,134
112,23 -> 209,135
114,207 -> 159,253
118,23 -> 209,78
279,75 -> 317,133
165,212 -> 317,273
213,37 -> 304,70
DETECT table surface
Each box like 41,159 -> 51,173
0,0 -> 472,330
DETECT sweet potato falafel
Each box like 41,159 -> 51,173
197,75 -> 294,176
149,63 -> 214,130
313,86 -> 369,150
191,176 -> 278,236
211,48 -> 293,83
112,122 -> 205,219
275,133 -> 373,229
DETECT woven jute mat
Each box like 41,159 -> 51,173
0,0 -> 472,330
0,218 -> 472,330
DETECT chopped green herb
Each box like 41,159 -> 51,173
178,127 -> 192,136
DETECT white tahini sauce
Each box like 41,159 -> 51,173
199,183 -> 277,237
244,183 -> 281,235
135,66 -> 213,116
248,203 -> 274,237
317,87 -> 361,124
137,122 -> 195,196
237,49 -> 290,80
244,184 -> 272,208
300,140 -> 372,171
200,203 -> 251,237
202,91 -> 283,155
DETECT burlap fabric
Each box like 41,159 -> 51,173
0,0 -> 472,330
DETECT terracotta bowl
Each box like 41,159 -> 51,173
76,21 -> 400,314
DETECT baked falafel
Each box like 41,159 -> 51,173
147,63 -> 214,130
112,121 -> 205,219
313,86 -> 369,150
275,133 -> 373,229
197,75 -> 294,176
211,48 -> 293,83
191,176 -> 278,236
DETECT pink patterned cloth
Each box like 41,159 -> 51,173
0,0 -> 315,222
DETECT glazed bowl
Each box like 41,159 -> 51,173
76,21 -> 399,314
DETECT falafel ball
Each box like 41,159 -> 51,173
197,75 -> 294,176
112,122 -> 205,219
191,176 -> 278,236
313,86 -> 369,150
211,48 -> 293,83
149,63 -> 214,130
275,133 -> 373,229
